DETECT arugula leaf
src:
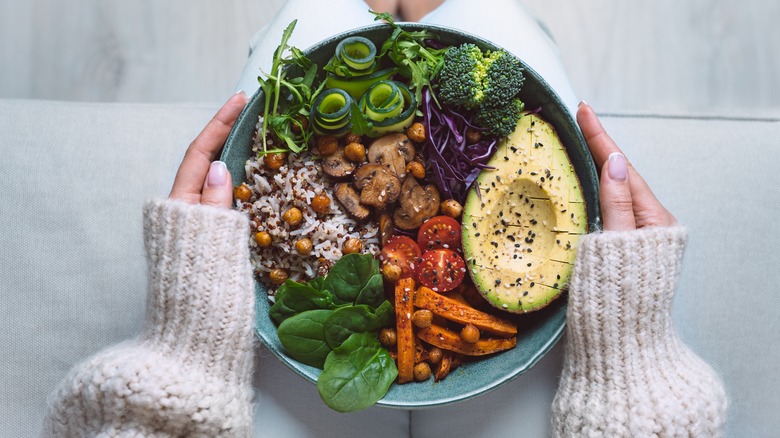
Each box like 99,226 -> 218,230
371,11 -> 446,105
256,20 -> 321,155
348,101 -> 373,136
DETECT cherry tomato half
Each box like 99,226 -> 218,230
414,248 -> 466,292
417,216 -> 462,253
380,235 -> 422,278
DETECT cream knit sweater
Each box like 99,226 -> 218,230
551,226 -> 728,437
42,200 -> 256,437
42,201 -> 727,437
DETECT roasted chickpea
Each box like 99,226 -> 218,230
294,238 -> 313,255
269,268 -> 289,285
317,135 -> 339,156
413,362 -> 432,381
344,132 -> 362,144
282,207 -> 303,227
233,184 -> 252,202
344,142 -> 366,162
440,199 -> 463,218
407,122 -> 426,143
342,238 -> 363,254
254,231 -> 272,247
310,193 -> 331,215
465,127 -> 482,145
405,161 -> 425,179
379,327 -> 397,348
381,263 -> 402,283
263,153 -> 287,170
460,324 -> 480,344
411,309 -> 433,329
428,347 -> 443,364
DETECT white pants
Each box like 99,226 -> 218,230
235,0 -> 578,116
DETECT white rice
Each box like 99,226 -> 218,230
239,146 -> 380,290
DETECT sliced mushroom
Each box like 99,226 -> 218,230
321,147 -> 356,179
353,164 -> 401,209
378,213 -> 394,247
393,176 -> 441,230
368,133 -> 415,178
334,182 -> 371,220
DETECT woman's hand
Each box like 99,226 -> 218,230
577,102 -> 677,231
168,91 -> 248,208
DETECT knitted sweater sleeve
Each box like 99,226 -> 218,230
42,199 -> 256,437
550,226 -> 727,437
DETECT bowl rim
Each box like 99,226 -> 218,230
222,21 -> 600,409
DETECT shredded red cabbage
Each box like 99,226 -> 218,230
420,87 -> 497,204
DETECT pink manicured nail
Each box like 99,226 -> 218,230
207,161 -> 228,187
578,100 -> 588,107
607,152 -> 628,181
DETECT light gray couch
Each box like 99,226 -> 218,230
2,99 -> 778,437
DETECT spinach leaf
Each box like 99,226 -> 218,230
307,276 -> 325,291
277,309 -> 333,368
323,301 -> 394,349
317,332 -> 398,412
269,279 -> 336,325
354,273 -> 385,308
324,253 -> 381,305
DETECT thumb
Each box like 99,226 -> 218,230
600,152 -> 636,231
201,161 -> 233,209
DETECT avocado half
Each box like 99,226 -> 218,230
462,113 -> 587,313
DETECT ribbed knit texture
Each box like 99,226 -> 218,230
41,199 -> 256,437
551,226 -> 727,437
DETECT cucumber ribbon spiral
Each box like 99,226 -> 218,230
315,37 -> 416,137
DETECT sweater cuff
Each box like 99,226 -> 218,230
140,199 -> 255,380
565,225 -> 688,353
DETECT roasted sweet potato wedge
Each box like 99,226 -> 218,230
395,277 -> 416,383
414,287 -> 517,337
418,323 -> 517,356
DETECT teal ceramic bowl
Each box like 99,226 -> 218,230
221,23 -> 600,408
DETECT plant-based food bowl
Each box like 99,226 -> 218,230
221,23 -> 600,408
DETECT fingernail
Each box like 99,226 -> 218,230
235,89 -> 246,97
607,152 -> 628,181
207,161 -> 228,187
578,100 -> 588,108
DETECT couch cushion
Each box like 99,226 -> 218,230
1,99 -> 777,437
0,99 -> 409,437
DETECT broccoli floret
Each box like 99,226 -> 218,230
475,98 -> 525,138
437,44 -> 525,136
482,50 -> 524,107
437,43 -> 486,109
